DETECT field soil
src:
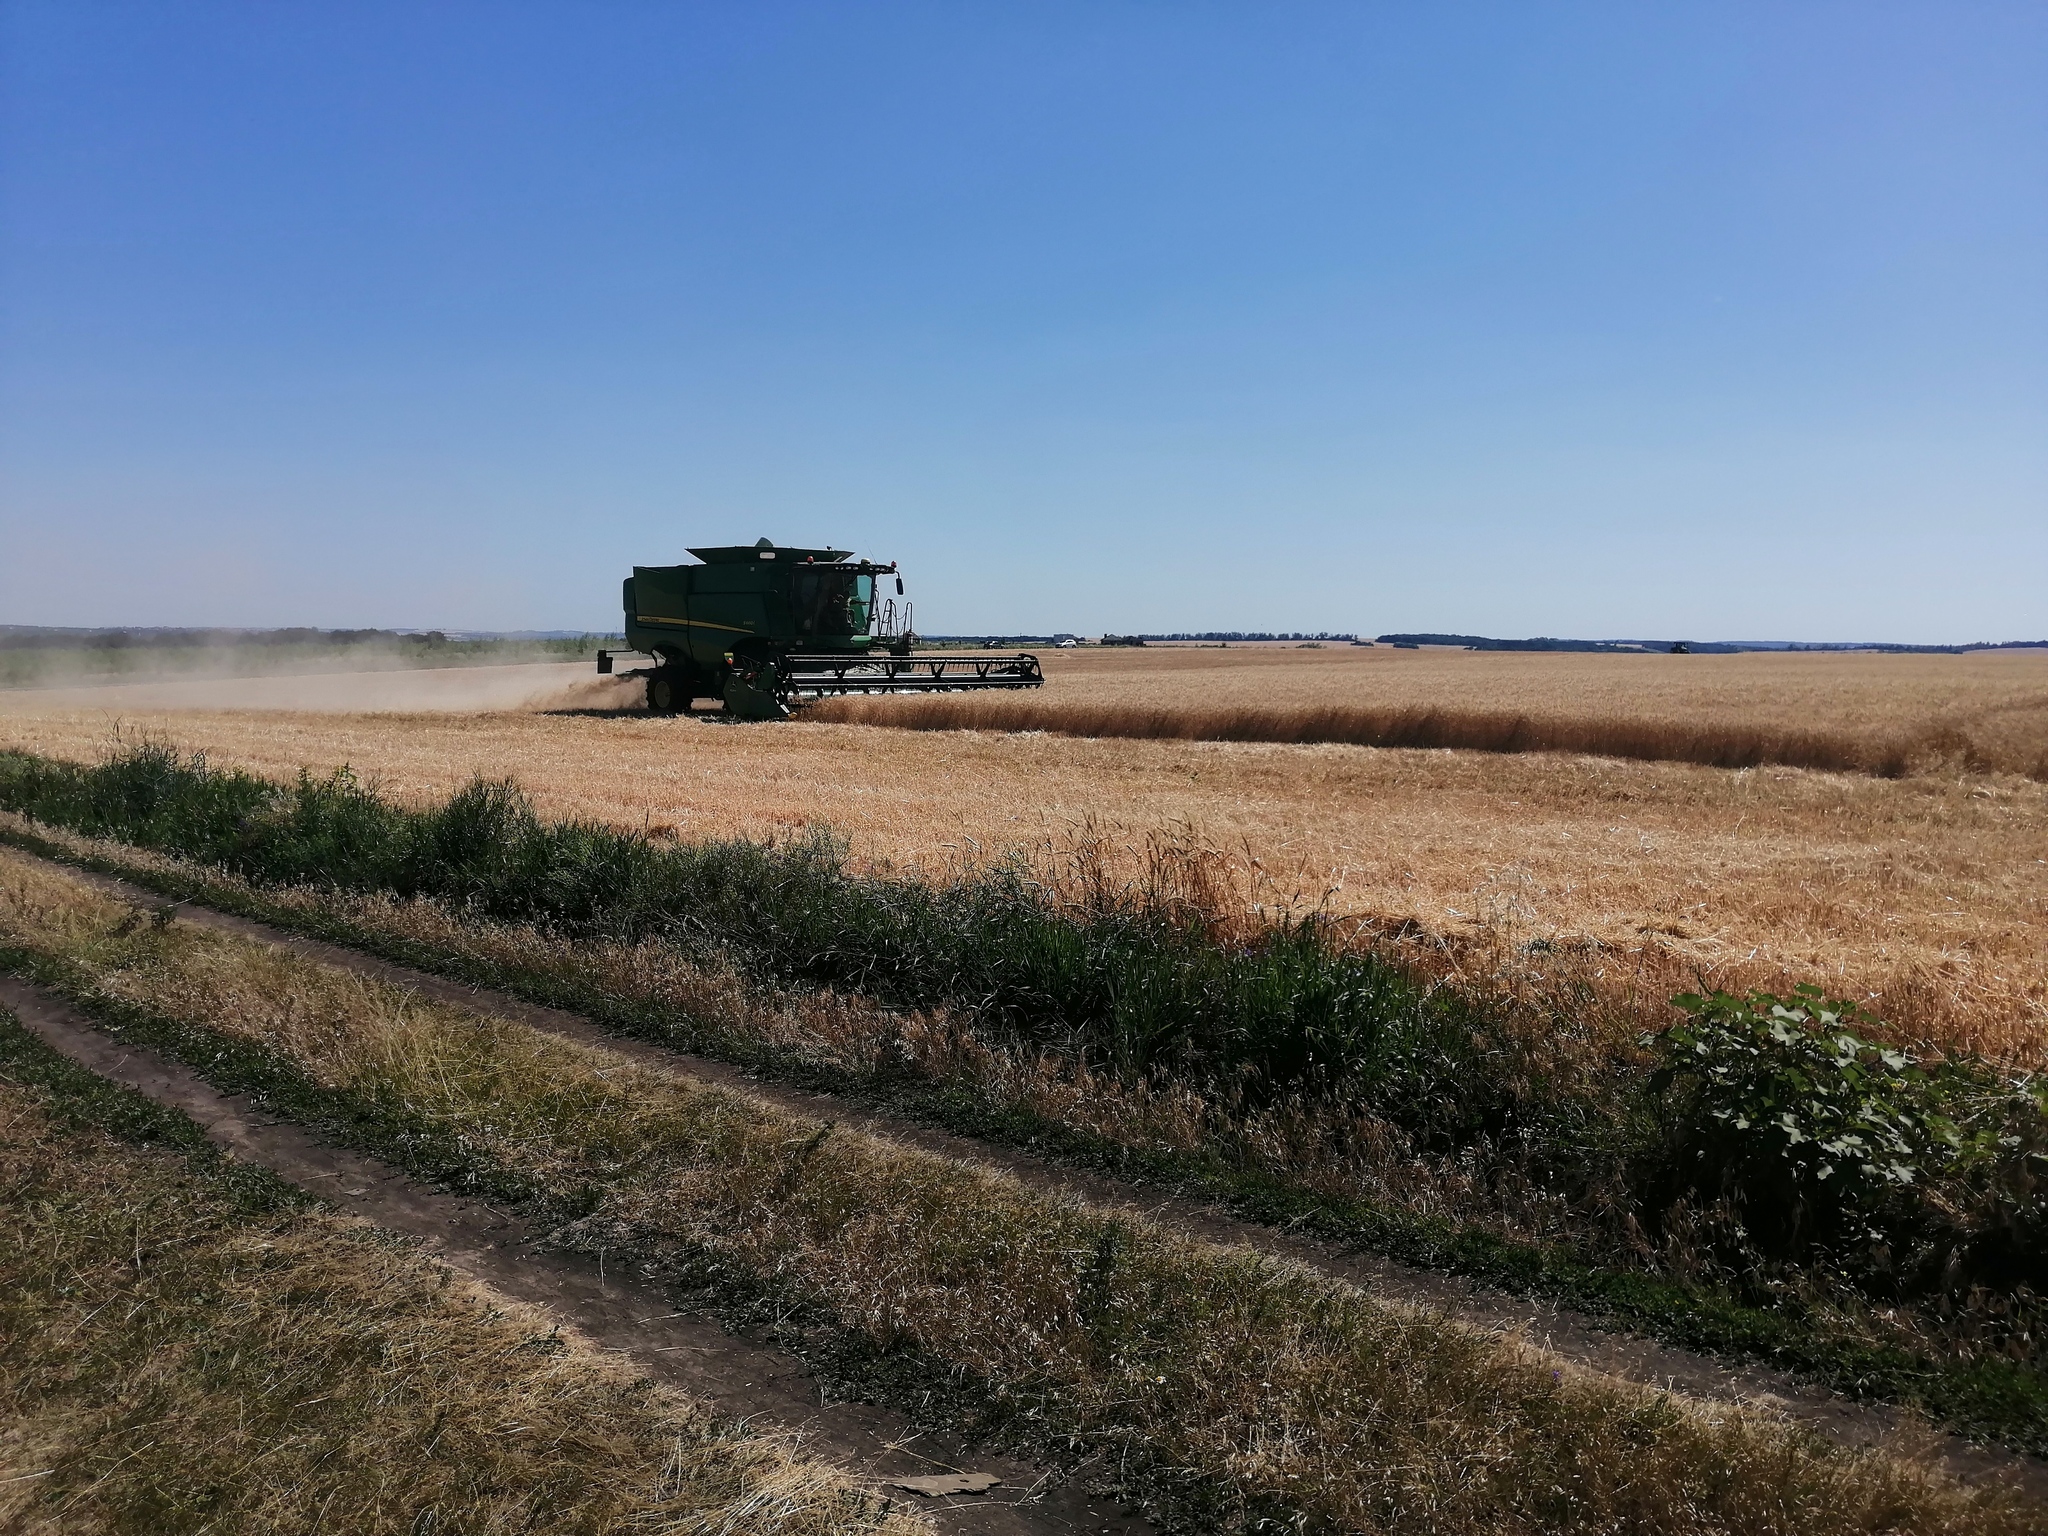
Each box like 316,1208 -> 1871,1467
1,647 -> 2043,1061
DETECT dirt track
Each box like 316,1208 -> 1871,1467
0,967 -> 1150,1536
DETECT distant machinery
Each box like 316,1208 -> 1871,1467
598,539 -> 1044,720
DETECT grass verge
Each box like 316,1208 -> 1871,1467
0,846 -> 2033,1536
1,767 -> 2044,1457
0,743 -> 1521,1143
0,1001 -> 920,1536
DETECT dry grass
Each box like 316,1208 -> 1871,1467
0,680 -> 2041,1064
0,847 -> 2035,1536
0,1038 -> 920,1536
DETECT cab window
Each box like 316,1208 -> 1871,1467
793,569 -> 867,636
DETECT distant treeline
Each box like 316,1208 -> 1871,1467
920,636 -> 1082,650
1148,632 -> 1360,642
1376,633 -> 2048,655
1769,640 -> 2048,654
1379,634 -> 1701,654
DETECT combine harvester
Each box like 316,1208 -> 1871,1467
598,539 -> 1045,719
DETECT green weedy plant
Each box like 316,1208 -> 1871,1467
1648,986 -> 2046,1271
0,744 -> 1525,1148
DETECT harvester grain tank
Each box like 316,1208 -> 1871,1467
598,539 -> 1045,719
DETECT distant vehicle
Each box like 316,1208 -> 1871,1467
1056,637 -> 1079,648
598,539 -> 1045,719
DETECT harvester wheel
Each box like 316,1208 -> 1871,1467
647,674 -> 680,714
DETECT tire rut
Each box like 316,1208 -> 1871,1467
0,973 -> 1153,1536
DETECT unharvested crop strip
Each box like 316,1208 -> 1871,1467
800,697 -> 1967,777
0,847 -> 2030,1536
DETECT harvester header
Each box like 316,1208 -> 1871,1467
598,537 -> 1044,719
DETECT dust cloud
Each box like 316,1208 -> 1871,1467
0,663 -> 645,715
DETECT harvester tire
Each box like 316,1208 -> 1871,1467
647,674 -> 680,714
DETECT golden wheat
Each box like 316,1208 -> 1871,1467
1029,645 -> 2048,753
2,681 -> 2042,1060
809,645 -> 2048,778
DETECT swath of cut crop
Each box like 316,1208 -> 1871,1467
800,696 -> 1945,776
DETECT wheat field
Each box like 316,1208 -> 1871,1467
1028,644 -> 2048,733
0,645 -> 2042,1061
811,645 -> 2048,777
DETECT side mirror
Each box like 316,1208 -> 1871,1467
895,577 -> 905,595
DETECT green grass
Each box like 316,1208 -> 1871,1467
0,742 -> 1537,1147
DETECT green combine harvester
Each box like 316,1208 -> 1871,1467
598,539 -> 1045,719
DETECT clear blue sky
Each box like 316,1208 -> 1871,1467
2,2 -> 2042,641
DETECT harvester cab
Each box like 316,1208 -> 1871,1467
597,538 -> 1044,720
